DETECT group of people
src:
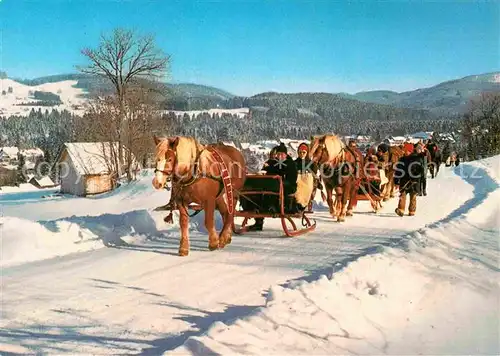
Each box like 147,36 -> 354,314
242,141 -> 319,231
377,139 -> 440,217
241,137 -> 442,231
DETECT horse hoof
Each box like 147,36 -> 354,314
346,211 -> 353,216
178,249 -> 189,256
219,235 -> 231,247
208,244 -> 219,251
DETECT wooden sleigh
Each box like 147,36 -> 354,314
354,178 -> 399,212
156,174 -> 316,237
232,174 -> 317,237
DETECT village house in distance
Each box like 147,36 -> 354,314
54,142 -> 137,196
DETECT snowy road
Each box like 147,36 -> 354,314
1,163 -> 494,354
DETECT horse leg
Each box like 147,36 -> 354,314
204,200 -> 219,251
334,187 -> 343,221
216,198 -> 232,249
326,187 -> 335,216
388,171 -> 396,198
339,181 -> 352,222
381,172 -> 390,201
346,179 -> 359,216
178,204 -> 190,256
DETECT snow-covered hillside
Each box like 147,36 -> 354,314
0,156 -> 498,354
172,156 -> 500,355
0,78 -> 87,117
0,77 -> 250,118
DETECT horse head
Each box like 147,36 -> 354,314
152,136 -> 178,189
152,135 -> 204,190
308,134 -> 345,166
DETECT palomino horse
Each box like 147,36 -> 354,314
152,136 -> 246,256
309,134 -> 362,222
378,145 -> 405,201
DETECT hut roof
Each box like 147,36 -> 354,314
59,142 -> 120,176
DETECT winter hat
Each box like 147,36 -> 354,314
298,142 -> 309,152
276,142 -> 288,154
404,143 -> 415,155
377,143 -> 389,153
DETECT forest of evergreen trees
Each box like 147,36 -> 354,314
1,92 -> 498,186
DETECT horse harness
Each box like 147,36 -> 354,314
318,144 -> 361,185
161,145 -> 235,215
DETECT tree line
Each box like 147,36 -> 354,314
1,27 -> 498,188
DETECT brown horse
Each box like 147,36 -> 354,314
378,145 -> 405,201
152,136 -> 246,256
309,134 -> 362,222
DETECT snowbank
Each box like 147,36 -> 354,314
0,183 -> 59,193
0,209 -> 166,268
169,156 -> 500,355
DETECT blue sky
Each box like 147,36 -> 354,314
1,0 -> 498,95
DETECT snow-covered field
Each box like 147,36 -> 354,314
0,157 -> 498,355
0,78 -> 251,119
0,79 -> 87,117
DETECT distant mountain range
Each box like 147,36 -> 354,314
5,71 -> 500,117
339,72 -> 500,115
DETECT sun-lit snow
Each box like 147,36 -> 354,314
170,156 -> 500,355
0,78 -> 87,117
0,78 -> 253,119
0,156 -> 498,354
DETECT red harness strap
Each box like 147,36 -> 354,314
206,146 -> 234,215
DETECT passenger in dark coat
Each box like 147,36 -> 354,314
394,144 -> 425,216
241,146 -> 280,230
246,143 -> 299,231
261,146 -> 280,175
274,142 -> 298,197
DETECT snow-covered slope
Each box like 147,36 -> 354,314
0,78 -> 87,117
0,157 -> 498,354
171,156 -> 500,355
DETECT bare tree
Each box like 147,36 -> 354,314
78,28 -> 169,101
75,85 -> 162,181
74,96 -> 122,177
124,85 -> 163,178
78,28 -> 170,166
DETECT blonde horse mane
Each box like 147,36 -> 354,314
311,134 -> 346,164
156,136 -> 206,174
176,136 -> 205,167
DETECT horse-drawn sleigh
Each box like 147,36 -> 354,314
233,173 -> 317,237
152,136 -> 320,255
151,134 -> 397,256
